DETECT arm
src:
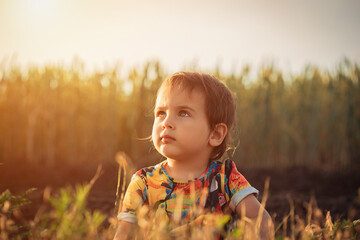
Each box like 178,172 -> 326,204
235,194 -> 274,240
114,170 -> 146,240
113,221 -> 135,240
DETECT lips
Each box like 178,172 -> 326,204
160,134 -> 175,143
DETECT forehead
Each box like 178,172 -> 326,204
155,86 -> 206,108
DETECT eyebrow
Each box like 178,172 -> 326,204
154,105 -> 196,112
175,105 -> 195,112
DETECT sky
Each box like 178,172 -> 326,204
0,0 -> 360,75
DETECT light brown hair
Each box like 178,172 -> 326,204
157,72 -> 236,160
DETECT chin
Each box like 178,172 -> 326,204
160,148 -> 180,160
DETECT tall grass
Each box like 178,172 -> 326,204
0,60 -> 359,170
1,158 -> 359,239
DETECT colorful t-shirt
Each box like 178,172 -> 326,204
118,158 -> 258,225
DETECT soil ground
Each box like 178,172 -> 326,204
1,161 -> 359,231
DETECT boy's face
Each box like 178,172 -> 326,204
152,87 -> 213,161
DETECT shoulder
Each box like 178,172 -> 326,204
208,158 -> 237,175
223,158 -> 236,169
209,158 -> 251,189
223,158 -> 240,175
125,160 -> 167,196
131,160 -> 167,182
205,159 -> 241,186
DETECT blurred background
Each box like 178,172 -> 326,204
0,0 -> 359,170
0,0 -> 360,231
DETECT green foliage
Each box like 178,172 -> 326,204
0,186 -> 359,239
31,184 -> 107,239
0,188 -> 35,239
0,188 -> 36,215
330,219 -> 359,239
0,185 -> 109,240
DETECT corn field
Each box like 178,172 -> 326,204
0,60 -> 359,170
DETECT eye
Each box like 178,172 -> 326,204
179,110 -> 190,117
155,110 -> 166,117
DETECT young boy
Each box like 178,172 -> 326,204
114,72 -> 273,239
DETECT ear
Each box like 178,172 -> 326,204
208,123 -> 228,147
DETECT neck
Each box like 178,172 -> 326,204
166,155 -> 210,181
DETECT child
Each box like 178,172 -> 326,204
114,72 -> 273,239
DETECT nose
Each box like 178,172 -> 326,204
162,114 -> 174,129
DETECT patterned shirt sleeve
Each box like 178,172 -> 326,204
117,170 -> 147,223
224,159 -> 259,211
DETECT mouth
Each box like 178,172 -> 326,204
160,134 -> 175,143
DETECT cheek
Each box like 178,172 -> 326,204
152,122 -> 159,141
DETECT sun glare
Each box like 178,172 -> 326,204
27,0 -> 50,13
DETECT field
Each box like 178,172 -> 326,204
0,60 -> 359,239
1,159 -> 359,239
